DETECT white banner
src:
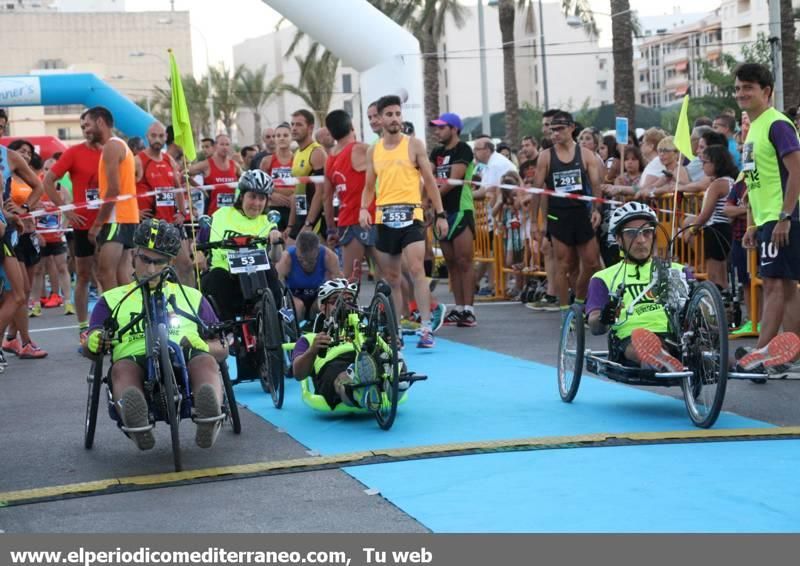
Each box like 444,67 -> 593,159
0,76 -> 42,106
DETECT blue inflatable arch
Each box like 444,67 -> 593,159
0,74 -> 155,138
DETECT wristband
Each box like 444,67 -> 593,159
435,211 -> 446,220
746,225 -> 757,231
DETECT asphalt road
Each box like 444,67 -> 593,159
0,284 -> 797,533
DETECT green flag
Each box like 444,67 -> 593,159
673,95 -> 694,160
168,49 -> 196,162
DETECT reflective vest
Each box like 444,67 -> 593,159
208,206 -> 277,271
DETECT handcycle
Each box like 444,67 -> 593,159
557,224 -> 768,428
83,267 -> 240,472
298,281 -> 427,430
194,215 -> 287,408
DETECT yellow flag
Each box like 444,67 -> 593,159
673,95 -> 694,160
168,49 -> 196,162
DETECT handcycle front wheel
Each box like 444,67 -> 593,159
558,304 -> 585,403
681,281 -> 728,428
258,291 -> 285,408
366,290 -> 400,430
83,357 -> 105,450
280,285 -> 301,342
220,361 -> 241,434
158,324 -> 183,472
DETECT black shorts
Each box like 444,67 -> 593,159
289,215 -> 326,241
443,210 -> 474,242
757,220 -> 800,281
703,222 -> 732,261
547,206 -> 595,247
291,290 -> 318,313
15,233 -> 41,267
73,229 -> 96,258
41,242 -> 67,257
97,223 -> 136,249
313,354 -> 355,410
376,221 -> 426,256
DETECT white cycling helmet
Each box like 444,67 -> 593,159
317,278 -> 358,303
235,169 -> 274,200
608,201 -> 658,237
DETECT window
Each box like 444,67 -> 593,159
598,80 -> 607,90
599,58 -> 606,70
57,128 -> 71,140
342,74 -> 352,94
343,99 -> 353,117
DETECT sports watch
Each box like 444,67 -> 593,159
779,211 -> 792,223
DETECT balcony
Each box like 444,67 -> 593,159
638,82 -> 650,94
637,58 -> 650,71
664,47 -> 689,65
665,74 -> 689,89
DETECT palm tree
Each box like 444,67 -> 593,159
414,0 -> 467,148
281,43 -> 340,125
610,0 -> 635,126
150,73 -> 211,138
236,65 -> 284,144
209,63 -> 244,136
498,0 -> 519,145
780,0 -> 799,107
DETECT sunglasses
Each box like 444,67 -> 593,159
136,253 -> 170,266
658,148 -> 677,154
620,226 -> 656,238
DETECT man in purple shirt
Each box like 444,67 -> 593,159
85,220 -> 229,451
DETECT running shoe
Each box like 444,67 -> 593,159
458,310 -> 477,328
119,387 -> 155,451
2,337 -> 22,356
63,302 -> 76,315
194,383 -> 222,449
736,332 -> 800,372
525,295 -> 560,312
348,354 -> 380,411
42,293 -> 63,308
476,287 -> 494,297
430,303 -> 446,333
443,309 -> 463,326
399,318 -> 421,335
29,303 -> 42,317
429,278 -> 439,293
417,328 -> 434,349
18,341 -> 48,359
630,328 -> 685,373
0,349 -> 8,367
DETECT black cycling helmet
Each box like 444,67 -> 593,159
236,169 -> 274,200
133,218 -> 182,257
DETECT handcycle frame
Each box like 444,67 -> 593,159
195,233 -> 286,408
83,267 -> 240,472
557,222 -> 767,429
300,281 -> 427,430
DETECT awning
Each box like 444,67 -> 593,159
675,85 -> 689,96
707,51 -> 720,61
675,60 -> 688,71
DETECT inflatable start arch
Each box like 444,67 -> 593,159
0,74 -> 155,138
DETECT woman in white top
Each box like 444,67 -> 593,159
682,144 -> 736,289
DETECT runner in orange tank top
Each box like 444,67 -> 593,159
85,106 -> 139,291
359,95 -> 448,349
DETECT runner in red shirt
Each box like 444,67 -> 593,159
187,133 -> 240,215
314,110 -> 376,280
42,111 -> 103,341
260,123 -> 294,231
135,122 -> 194,286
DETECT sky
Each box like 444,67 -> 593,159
125,0 -> 726,77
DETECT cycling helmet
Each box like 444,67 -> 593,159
317,278 -> 358,303
133,218 -> 182,257
608,201 -> 658,237
235,169 -> 274,200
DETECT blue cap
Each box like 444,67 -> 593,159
430,112 -> 463,131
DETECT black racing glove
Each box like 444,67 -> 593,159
599,295 -> 619,326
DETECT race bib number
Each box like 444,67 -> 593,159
741,142 -> 755,172
217,192 -> 235,208
86,188 -> 101,210
381,205 -> 415,229
155,188 -> 175,207
272,166 -> 292,181
552,169 -> 583,193
295,194 -> 308,216
227,248 -> 270,274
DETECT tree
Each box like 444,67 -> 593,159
236,65 -> 284,144
209,63 -> 244,136
149,73 -> 211,138
780,0 -> 799,107
699,33 -> 772,103
610,0 -> 635,126
281,43 -> 340,125
498,0 -> 519,145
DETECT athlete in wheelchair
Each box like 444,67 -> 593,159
559,202 -> 800,428
84,220 -> 232,465
194,170 -> 288,405
291,278 -> 426,430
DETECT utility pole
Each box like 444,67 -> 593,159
768,0 -> 784,110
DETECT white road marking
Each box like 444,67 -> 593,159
29,324 -> 80,333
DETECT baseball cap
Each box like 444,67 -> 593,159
429,112 -> 463,130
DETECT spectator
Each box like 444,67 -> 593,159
713,114 -> 742,167
602,146 -> 645,198
639,128 -> 667,190
599,134 -> 621,183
